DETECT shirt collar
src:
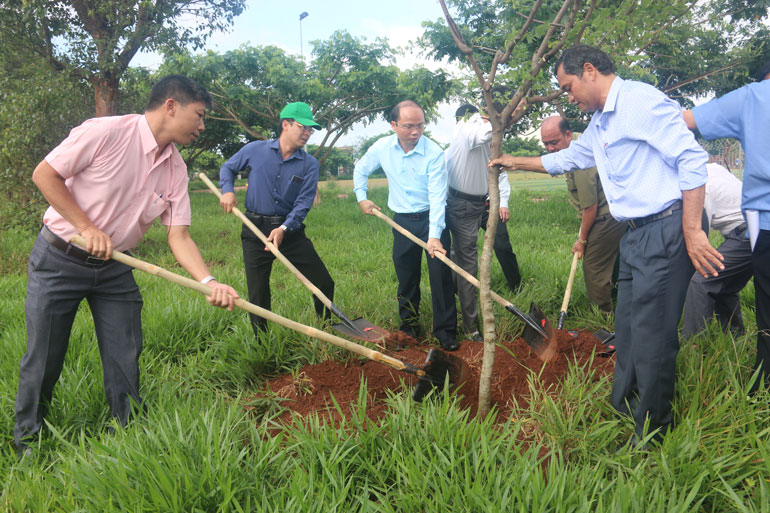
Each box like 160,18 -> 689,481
270,138 -> 306,161
139,114 -> 175,163
600,76 -> 624,115
390,133 -> 426,156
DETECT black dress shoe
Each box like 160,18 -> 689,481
440,338 -> 460,351
16,445 -> 33,462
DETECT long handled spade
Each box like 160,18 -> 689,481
557,252 -> 580,330
371,209 -> 558,362
71,236 -> 469,402
198,173 -> 388,343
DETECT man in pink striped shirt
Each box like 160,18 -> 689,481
14,75 -> 238,460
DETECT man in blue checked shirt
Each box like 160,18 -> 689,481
219,102 -> 335,338
491,45 -> 724,446
683,58 -> 770,396
354,100 -> 459,351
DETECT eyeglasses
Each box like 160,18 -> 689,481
292,121 -> 315,134
395,123 -> 425,132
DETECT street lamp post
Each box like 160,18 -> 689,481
299,11 -> 308,59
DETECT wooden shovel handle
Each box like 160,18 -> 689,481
372,208 -> 512,309
198,173 -> 333,311
70,234 -> 411,374
560,251 -> 580,313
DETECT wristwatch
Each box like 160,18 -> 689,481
279,224 -> 288,232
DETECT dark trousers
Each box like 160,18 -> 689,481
15,231 -> 143,450
751,229 -> 770,393
392,212 -> 457,343
682,224 -> 753,339
447,195 -> 521,334
611,208 -> 695,440
241,220 -> 334,337
582,214 -> 626,313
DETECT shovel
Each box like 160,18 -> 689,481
371,209 -> 558,362
71,235 -> 469,402
199,173 -> 388,343
557,252 -> 580,330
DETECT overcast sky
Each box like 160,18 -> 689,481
133,0 -> 462,146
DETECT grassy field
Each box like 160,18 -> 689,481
1,176 -> 768,511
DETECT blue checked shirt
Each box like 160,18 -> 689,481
541,77 -> 708,221
693,80 -> 770,229
353,134 -> 448,239
219,140 -> 318,232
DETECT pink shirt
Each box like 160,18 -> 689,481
43,114 -> 192,251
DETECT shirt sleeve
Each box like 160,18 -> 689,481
45,119 -> 109,179
572,168 -> 599,210
353,141 -> 383,202
427,150 -> 448,239
284,157 -> 319,231
627,89 -> 707,191
541,129 -> 597,176
691,86 -> 747,141
160,157 -> 192,226
499,169 -> 511,207
468,117 -> 493,149
219,145 -> 250,194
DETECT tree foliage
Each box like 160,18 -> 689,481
0,0 -> 246,116
165,31 -> 456,172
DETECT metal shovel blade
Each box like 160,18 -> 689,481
331,317 -> 390,343
522,302 -> 559,362
412,348 -> 472,402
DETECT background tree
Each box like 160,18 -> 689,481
0,0 -> 246,116
429,0 -> 709,417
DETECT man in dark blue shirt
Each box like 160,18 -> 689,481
219,102 -> 334,337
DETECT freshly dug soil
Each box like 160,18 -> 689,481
257,330 -> 615,426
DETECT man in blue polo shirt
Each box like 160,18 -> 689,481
684,59 -> 770,395
353,100 -> 458,350
219,102 -> 335,337
491,45 -> 724,446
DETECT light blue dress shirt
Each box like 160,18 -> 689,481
353,134 -> 448,239
542,77 -> 708,221
693,80 -> 770,229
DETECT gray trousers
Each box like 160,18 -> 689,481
611,208 -> 696,440
583,214 -> 626,313
681,224 -> 753,339
14,231 -> 143,450
446,195 -> 521,335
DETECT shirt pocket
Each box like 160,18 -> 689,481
139,193 -> 170,229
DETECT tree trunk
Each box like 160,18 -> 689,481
477,129 -> 504,418
93,76 -> 119,117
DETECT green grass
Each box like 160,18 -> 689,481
1,179 -> 768,512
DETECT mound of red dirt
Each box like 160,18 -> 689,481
256,330 -> 615,426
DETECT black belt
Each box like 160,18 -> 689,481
245,211 -> 286,226
40,226 -> 106,266
449,187 -> 487,203
627,200 -> 682,230
395,210 -> 429,221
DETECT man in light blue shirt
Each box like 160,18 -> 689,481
354,100 -> 458,350
491,45 -> 724,446
684,59 -> 770,395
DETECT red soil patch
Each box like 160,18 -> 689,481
257,330 -> 615,426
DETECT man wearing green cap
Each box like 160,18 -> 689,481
219,102 -> 335,337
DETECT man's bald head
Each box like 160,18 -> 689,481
540,116 -> 572,153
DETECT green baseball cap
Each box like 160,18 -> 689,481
279,102 -> 321,128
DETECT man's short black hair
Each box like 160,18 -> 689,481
455,104 -> 478,121
554,45 -> 616,78
389,100 -> 424,123
558,117 -> 571,134
753,57 -> 770,82
146,75 -> 212,111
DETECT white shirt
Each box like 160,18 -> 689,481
445,113 -> 511,206
704,163 -> 745,236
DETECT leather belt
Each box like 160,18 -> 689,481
449,187 -> 487,203
627,200 -> 682,230
395,210 -> 429,221
245,211 -> 286,226
40,226 -> 106,266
